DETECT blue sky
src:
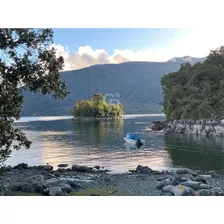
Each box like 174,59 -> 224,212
52,28 -> 224,71
53,28 -> 190,55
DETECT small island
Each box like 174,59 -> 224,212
73,93 -> 124,121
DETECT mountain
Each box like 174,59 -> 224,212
21,57 -> 205,116
167,56 -> 206,64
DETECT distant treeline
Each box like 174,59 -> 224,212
161,46 -> 224,120
73,93 -> 123,117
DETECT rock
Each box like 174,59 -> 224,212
54,172 -> 61,177
162,185 -> 174,193
176,168 -> 197,176
149,121 -> 166,131
25,175 -> 45,184
71,165 -> 92,172
181,180 -> 201,190
14,163 -> 28,169
94,166 -> 100,170
198,184 -> 210,189
211,187 -> 224,196
11,183 -> 43,193
65,180 -> 82,189
56,168 -> 66,173
43,178 -> 72,193
172,185 -> 196,196
43,165 -> 53,171
197,189 -> 212,196
44,173 -> 56,180
156,178 -> 173,190
136,165 -> 153,174
194,175 -> 207,184
58,164 -> 68,168
48,187 -> 63,196
3,165 -> 12,171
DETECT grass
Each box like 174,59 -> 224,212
12,192 -> 43,196
70,188 -> 120,196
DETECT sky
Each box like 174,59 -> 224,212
52,28 -> 224,71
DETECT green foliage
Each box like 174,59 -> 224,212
0,29 -> 68,164
161,46 -> 224,120
73,93 -> 123,118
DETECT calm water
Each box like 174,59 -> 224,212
6,115 -> 224,173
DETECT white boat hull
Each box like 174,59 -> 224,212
123,137 -> 145,145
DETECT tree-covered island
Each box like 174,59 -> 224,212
73,93 -> 123,119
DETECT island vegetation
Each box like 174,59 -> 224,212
161,45 -> 224,120
73,93 -> 123,119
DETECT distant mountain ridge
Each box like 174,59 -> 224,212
22,56 -> 206,116
167,56 -> 206,64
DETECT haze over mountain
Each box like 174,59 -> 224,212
22,56 -> 206,116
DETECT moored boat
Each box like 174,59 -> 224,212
123,133 -> 145,145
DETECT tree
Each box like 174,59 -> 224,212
161,45 -> 224,121
0,29 -> 69,164
73,93 -> 124,118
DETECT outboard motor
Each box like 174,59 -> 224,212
137,139 -> 143,146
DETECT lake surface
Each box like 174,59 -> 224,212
6,115 -> 224,173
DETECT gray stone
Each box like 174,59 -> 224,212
43,165 -> 53,171
71,165 -> 91,172
56,168 -> 66,173
43,178 -> 72,193
176,168 -> 197,176
199,184 -> 210,189
156,178 -> 172,190
14,163 -> 28,169
211,187 -> 224,196
49,187 -> 63,196
194,175 -> 207,184
94,166 -> 100,170
172,185 -> 196,196
162,185 -> 174,193
58,164 -> 68,168
54,172 -> 61,177
3,165 -> 12,171
197,189 -> 212,196
181,180 -> 201,190
136,165 -> 153,174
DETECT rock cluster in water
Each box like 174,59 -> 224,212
150,119 -> 224,136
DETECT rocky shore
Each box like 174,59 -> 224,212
1,163 -> 224,196
149,120 -> 224,136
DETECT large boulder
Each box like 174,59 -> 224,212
181,180 -> 201,190
136,165 -> 153,174
58,164 -> 68,168
71,165 -> 92,172
162,185 -> 174,193
197,189 -> 212,196
43,165 -> 53,171
193,175 -> 207,184
149,121 -> 166,131
156,178 -> 173,190
48,187 -> 63,196
172,185 -> 196,196
14,163 -> 28,169
43,178 -> 72,193
211,187 -> 224,196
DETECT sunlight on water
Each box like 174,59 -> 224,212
7,114 -> 224,173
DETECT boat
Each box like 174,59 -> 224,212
123,133 -> 145,145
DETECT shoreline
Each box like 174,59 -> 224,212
1,163 -> 224,196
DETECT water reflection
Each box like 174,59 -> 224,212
164,133 -> 224,171
7,116 -> 224,172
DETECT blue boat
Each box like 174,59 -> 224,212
123,133 -> 145,145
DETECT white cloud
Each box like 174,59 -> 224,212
52,44 -> 168,71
